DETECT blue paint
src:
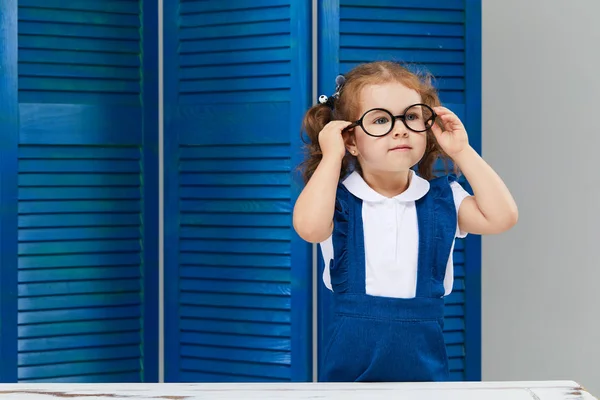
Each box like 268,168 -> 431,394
162,0 -> 181,383
289,0 -> 313,382
0,0 -> 19,383
13,0 -> 155,383
464,0 -> 483,381
316,0 -> 341,378
164,0 -> 313,382
142,0 -> 160,383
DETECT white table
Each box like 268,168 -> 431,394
0,381 -> 595,399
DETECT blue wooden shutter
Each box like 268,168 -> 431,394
164,0 -> 312,382
14,0 -> 158,382
317,0 -> 482,381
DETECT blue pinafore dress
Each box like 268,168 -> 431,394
319,175 -> 458,382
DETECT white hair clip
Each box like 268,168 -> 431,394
317,75 -> 347,108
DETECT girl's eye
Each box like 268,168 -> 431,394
406,112 -> 421,121
373,117 -> 389,124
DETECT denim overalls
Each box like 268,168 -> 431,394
319,175 -> 457,382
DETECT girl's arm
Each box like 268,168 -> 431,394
293,120 -> 352,243
432,106 -> 518,235
293,156 -> 341,242
453,146 -> 518,235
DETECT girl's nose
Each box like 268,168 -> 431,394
393,123 -> 409,138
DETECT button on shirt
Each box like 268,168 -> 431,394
320,170 -> 471,298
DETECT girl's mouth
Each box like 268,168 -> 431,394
389,145 -> 412,151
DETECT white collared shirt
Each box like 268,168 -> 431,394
319,170 -> 471,298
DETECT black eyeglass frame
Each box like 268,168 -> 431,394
343,103 -> 437,137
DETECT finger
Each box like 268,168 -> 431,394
440,113 -> 459,122
430,121 -> 443,138
440,114 -> 464,129
433,106 -> 454,116
337,121 -> 355,131
434,108 -> 462,126
327,120 -> 352,129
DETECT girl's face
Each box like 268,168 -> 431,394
345,82 -> 427,175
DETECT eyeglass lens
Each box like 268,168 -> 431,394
362,105 -> 434,136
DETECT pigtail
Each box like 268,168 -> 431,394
298,103 -> 334,184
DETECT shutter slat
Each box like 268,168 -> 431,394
19,0 -> 140,14
341,35 -> 465,51
341,0 -> 463,9
20,266 -> 142,284
181,6 -> 289,27
180,266 -> 291,283
19,305 -> 142,325
181,35 -> 290,54
180,306 -> 291,324
180,213 -> 290,227
180,253 -> 290,268
181,62 -> 290,80
19,345 -> 141,366
19,359 -> 141,381
19,7 -> 140,26
340,20 -> 464,37
19,35 -> 140,54
180,292 -> 290,311
179,90 -> 290,106
180,240 -> 291,255
180,0 -> 290,14
341,7 -> 465,23
19,21 -> 139,41
19,319 -> 141,338
181,76 -> 291,93
19,214 -> 141,228
181,345 -> 290,365
180,21 -> 290,40
22,372 -> 142,384
19,253 -> 141,269
180,199 -> 290,214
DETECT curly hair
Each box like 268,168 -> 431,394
299,61 -> 456,184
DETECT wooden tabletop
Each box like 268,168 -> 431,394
0,381 -> 595,399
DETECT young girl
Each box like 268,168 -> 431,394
293,61 -> 518,382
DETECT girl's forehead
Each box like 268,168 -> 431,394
359,82 -> 421,113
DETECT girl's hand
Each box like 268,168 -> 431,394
318,120 -> 353,161
431,106 -> 469,158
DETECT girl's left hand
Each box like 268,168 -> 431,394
431,106 -> 469,158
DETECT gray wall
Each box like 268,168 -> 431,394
482,0 -> 600,394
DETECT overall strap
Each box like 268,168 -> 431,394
329,184 -> 366,294
346,188 -> 366,294
415,175 -> 458,298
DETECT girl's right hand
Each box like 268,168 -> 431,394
318,120 -> 353,161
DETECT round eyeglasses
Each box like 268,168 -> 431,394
344,103 -> 437,137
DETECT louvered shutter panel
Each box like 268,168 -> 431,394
317,0 -> 482,381
164,1 -> 312,382
16,0 -> 158,382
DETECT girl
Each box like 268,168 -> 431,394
293,61 -> 518,382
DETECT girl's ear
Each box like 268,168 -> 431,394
343,130 -> 358,156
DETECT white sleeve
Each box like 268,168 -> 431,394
319,235 -> 333,291
443,181 -> 472,296
450,180 -> 472,239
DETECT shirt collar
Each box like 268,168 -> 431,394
342,170 -> 430,203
